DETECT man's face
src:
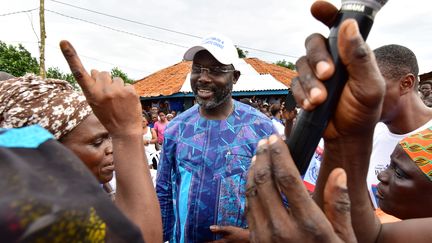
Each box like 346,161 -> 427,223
151,114 -> 158,122
378,65 -> 403,123
190,50 -> 239,110
420,83 -> 432,97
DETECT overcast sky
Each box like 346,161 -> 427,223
1,0 -> 431,80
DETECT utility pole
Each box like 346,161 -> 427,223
39,0 -> 46,78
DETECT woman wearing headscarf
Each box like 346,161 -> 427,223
0,44 -> 162,242
376,127 -> 432,219
0,74 -> 115,188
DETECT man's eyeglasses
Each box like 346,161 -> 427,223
191,64 -> 235,77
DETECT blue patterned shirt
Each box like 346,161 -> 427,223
156,100 -> 276,242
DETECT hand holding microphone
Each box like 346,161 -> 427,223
287,0 -> 389,175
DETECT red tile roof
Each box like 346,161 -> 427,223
133,58 -> 297,97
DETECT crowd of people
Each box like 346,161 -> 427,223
1,1 -> 432,242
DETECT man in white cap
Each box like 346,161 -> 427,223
156,33 -> 276,242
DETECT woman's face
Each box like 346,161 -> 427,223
60,114 -> 114,184
376,144 -> 432,219
159,112 -> 166,122
151,114 -> 158,123
142,116 -> 149,128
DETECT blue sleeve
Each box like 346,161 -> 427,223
156,135 -> 175,241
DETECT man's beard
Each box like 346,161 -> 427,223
193,82 -> 233,110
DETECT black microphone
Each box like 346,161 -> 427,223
287,0 -> 389,175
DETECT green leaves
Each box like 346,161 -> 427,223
111,67 -> 134,84
46,67 -> 79,90
275,59 -> 296,70
0,41 -> 39,76
0,41 -> 134,87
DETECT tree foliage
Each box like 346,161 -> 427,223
236,46 -> 248,58
275,59 -> 296,70
111,67 -> 134,84
46,67 -> 79,89
0,41 -> 39,76
0,41 -> 135,87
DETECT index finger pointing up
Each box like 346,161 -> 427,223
59,40 -> 94,93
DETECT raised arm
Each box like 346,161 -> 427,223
150,129 -> 158,145
60,40 -> 162,243
292,1 -> 385,242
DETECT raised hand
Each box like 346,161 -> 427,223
246,135 -> 357,243
60,40 -> 142,138
292,1 -> 385,140
60,40 -> 162,243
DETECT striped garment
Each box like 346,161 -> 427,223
156,100 -> 276,242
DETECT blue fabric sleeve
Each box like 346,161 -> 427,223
0,125 -> 54,148
155,136 -> 175,242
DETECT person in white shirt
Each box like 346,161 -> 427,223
366,45 -> 432,208
270,103 -> 286,139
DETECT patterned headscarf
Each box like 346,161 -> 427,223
399,127 -> 432,181
0,74 -> 92,139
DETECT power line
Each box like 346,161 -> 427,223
42,43 -> 150,74
0,8 -> 39,17
45,9 -> 189,49
237,45 -> 298,59
1,6 -> 299,59
2,40 -> 148,75
49,0 -> 201,39
48,0 -> 299,59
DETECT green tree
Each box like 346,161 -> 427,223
236,46 -> 248,58
275,59 -> 296,70
46,67 -> 79,89
0,41 -> 39,76
111,67 -> 134,84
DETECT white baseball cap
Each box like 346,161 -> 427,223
183,33 -> 240,69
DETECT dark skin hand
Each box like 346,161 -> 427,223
292,2 -> 432,243
207,225 -> 249,243
246,135 -> 357,243
293,2 -> 385,242
60,40 -> 162,243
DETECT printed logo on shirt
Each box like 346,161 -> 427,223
374,163 -> 389,176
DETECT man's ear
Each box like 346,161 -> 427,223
232,70 -> 241,84
400,73 -> 416,95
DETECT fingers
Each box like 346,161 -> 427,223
209,225 -> 230,234
310,1 -> 339,28
337,19 -> 385,108
59,40 -> 93,93
113,76 -> 125,87
305,33 -> 335,80
324,168 -> 357,243
246,156 -> 270,241
253,139 -> 291,225
267,135 -> 316,216
293,32 -> 332,110
293,59 -> 328,110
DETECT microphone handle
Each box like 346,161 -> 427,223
287,11 -> 374,175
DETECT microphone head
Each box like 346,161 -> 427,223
342,0 -> 389,11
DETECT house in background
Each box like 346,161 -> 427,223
133,58 -> 297,112
420,71 -> 432,84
